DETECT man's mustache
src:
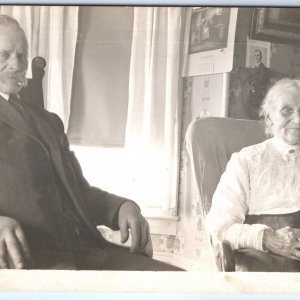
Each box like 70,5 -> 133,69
5,71 -> 26,86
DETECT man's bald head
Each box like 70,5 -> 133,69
0,15 -> 28,50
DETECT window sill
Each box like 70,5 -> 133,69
97,215 -> 180,239
145,215 -> 180,236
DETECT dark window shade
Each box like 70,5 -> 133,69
67,7 -> 133,147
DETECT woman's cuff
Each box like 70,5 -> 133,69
259,228 -> 273,252
223,223 -> 272,251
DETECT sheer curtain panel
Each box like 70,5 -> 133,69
125,7 -> 183,216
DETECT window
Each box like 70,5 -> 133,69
67,6 -> 133,146
68,8 -> 183,233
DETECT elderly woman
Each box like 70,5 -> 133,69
206,78 -> 300,272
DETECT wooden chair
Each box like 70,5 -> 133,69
20,56 -> 46,107
185,116 -> 266,271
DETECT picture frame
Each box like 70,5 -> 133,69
250,8 -> 300,44
182,7 -> 238,77
245,37 -> 270,68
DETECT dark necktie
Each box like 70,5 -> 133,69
8,94 -> 24,115
8,93 -> 43,141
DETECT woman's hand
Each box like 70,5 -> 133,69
265,227 -> 300,260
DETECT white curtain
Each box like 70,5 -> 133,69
125,7 -> 183,216
0,6 -> 78,129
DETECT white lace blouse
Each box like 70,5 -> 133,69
206,137 -> 300,251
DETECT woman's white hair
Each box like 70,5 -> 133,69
259,78 -> 300,136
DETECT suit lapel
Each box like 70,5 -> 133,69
26,106 -> 97,234
25,106 -> 77,193
0,96 -> 50,156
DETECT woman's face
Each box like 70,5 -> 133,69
268,90 -> 300,145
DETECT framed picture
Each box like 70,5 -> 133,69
245,38 -> 270,68
250,8 -> 300,44
182,7 -> 238,77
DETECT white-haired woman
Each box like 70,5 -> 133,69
206,78 -> 300,271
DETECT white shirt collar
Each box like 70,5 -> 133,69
0,92 -> 9,101
254,62 -> 262,68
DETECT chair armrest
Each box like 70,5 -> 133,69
213,240 -> 235,272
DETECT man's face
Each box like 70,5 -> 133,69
254,50 -> 262,64
268,91 -> 300,145
0,25 -> 28,95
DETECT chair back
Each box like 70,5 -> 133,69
185,117 -> 266,218
20,56 -> 46,107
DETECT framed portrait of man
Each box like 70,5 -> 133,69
246,38 -> 271,68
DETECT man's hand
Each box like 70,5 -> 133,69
265,227 -> 300,260
118,202 -> 153,256
0,216 -> 32,269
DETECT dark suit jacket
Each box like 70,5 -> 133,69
0,96 -> 128,252
255,62 -> 267,71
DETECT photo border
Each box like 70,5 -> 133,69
1,3 -> 300,300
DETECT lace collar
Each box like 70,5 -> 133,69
270,138 -> 300,162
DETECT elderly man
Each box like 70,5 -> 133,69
0,14 -> 181,271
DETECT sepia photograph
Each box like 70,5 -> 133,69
182,7 -> 237,76
189,7 -> 231,54
245,38 -> 270,68
1,4 -> 300,296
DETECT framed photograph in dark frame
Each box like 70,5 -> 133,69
250,8 -> 300,44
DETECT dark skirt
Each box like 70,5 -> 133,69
235,211 -> 300,272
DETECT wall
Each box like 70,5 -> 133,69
229,8 -> 300,120
233,7 -> 300,77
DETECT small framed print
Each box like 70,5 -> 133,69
246,38 -> 270,69
182,7 -> 238,77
